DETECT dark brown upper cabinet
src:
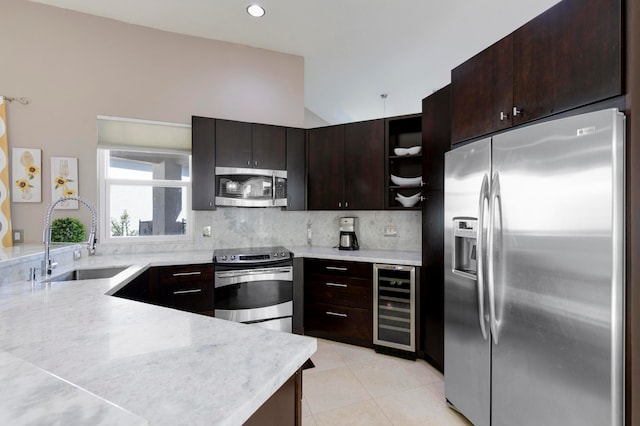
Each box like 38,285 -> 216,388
285,127 -> 306,211
344,119 -> 384,210
191,116 -> 216,210
307,125 -> 345,210
451,0 -> 622,144
307,119 -> 384,210
216,119 -> 286,170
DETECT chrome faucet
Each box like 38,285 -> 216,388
43,196 -> 98,276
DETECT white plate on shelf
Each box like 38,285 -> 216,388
395,192 -> 421,207
390,174 -> 422,186
394,147 -> 409,156
393,146 -> 422,156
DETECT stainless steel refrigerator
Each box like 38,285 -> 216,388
443,108 -> 625,426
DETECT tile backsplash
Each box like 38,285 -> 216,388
192,208 -> 422,251
98,208 -> 422,255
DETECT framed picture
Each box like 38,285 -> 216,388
12,148 -> 42,203
51,157 -> 78,209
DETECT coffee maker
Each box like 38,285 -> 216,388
339,217 -> 359,250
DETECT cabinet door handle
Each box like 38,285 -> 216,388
173,289 -> 203,295
345,201 -> 349,208
513,106 -> 522,117
254,160 -> 258,166
499,111 -> 509,121
326,282 -> 348,288
247,160 -> 251,166
172,271 -> 202,277
326,311 -> 348,318
338,201 -> 342,208
326,266 -> 348,272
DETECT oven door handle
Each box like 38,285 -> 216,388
216,268 -> 291,279
214,267 -> 293,288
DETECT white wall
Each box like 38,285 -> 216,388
0,0 -> 304,243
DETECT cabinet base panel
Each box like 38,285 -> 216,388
374,344 -> 416,360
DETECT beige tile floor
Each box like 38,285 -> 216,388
302,338 -> 471,426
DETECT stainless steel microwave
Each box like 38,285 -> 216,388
215,167 -> 287,207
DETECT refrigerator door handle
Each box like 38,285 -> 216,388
476,173 -> 489,340
487,171 -> 501,345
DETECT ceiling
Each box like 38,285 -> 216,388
30,0 -> 561,125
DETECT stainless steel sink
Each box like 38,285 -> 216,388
48,266 -> 130,282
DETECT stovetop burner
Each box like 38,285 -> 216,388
213,246 -> 292,264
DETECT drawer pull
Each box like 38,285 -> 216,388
325,266 -> 347,272
172,271 -> 202,277
326,311 -> 348,318
326,282 -> 347,288
173,289 -> 203,295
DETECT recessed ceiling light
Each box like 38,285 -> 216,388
247,4 -> 265,18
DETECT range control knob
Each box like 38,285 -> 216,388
281,252 -> 287,258
273,252 -> 280,257
221,255 -> 227,261
230,255 -> 236,260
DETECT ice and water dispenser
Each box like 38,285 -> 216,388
452,218 -> 478,279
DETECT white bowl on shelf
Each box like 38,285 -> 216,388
407,146 -> 422,155
393,147 -> 409,156
395,192 -> 421,207
390,174 -> 422,187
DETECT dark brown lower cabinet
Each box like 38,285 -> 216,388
149,263 -> 215,316
244,369 -> 302,426
304,259 -> 373,347
112,269 -> 152,302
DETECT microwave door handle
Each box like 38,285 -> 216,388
272,172 -> 276,206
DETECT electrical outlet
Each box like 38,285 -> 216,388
202,226 -> 212,237
12,229 -> 24,244
384,225 -> 397,237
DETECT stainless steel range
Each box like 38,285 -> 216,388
213,246 -> 293,332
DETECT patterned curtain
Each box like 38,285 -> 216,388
0,97 -> 13,247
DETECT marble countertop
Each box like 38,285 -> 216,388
0,252 -> 316,426
289,246 -> 422,266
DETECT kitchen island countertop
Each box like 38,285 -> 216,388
0,252 -> 316,426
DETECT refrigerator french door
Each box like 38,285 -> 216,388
444,108 -> 624,426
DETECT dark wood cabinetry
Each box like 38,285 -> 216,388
244,370 -> 302,426
215,119 -> 252,168
344,119 -> 385,209
216,120 -> 286,170
251,123 -> 287,170
307,120 -> 384,210
285,128 -> 306,211
150,263 -> 214,316
385,114 -> 423,210
307,125 -> 343,210
420,86 -> 451,372
191,116 -> 216,210
451,0 -> 622,144
304,258 -> 373,347
113,269 -> 152,303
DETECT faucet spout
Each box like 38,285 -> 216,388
43,196 -> 98,276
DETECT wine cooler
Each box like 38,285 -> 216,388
373,263 -> 416,358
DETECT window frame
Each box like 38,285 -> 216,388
97,147 -> 193,244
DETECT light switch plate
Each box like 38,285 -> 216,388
12,229 -> 24,244
202,226 -> 212,237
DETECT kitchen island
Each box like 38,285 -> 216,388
0,251 -> 316,425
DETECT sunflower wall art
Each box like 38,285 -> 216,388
51,157 -> 78,209
11,148 -> 42,203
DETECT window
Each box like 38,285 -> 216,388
97,117 -> 192,242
